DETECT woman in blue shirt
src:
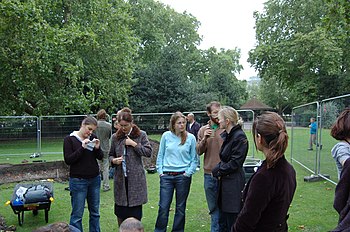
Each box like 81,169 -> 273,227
154,111 -> 198,232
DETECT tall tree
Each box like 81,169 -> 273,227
249,0 -> 348,105
0,0 -> 137,115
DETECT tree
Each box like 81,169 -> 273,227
0,0 -> 137,115
249,0 -> 348,105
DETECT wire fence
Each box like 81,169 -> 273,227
291,93 -> 350,185
0,110 -> 255,162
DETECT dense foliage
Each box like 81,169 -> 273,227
249,0 -> 350,112
0,0 -> 245,115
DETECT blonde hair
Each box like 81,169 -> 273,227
169,111 -> 187,145
218,106 -> 243,126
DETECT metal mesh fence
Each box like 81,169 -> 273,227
0,116 -> 39,157
318,94 -> 350,184
291,102 -> 319,174
0,109 -> 256,163
291,93 -> 350,185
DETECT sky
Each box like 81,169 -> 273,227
157,0 -> 266,80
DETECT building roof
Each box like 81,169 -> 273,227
240,97 -> 273,110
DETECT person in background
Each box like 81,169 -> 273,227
308,117 -> 317,150
196,101 -> 223,232
119,217 -> 144,232
330,108 -> 350,179
186,112 -> 201,170
211,106 -> 248,232
154,111 -> 198,232
109,110 -> 152,226
186,113 -> 201,140
63,116 -> 103,232
234,112 -> 296,232
95,109 -> 112,192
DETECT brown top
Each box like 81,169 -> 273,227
196,121 -> 224,174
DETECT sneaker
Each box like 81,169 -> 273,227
307,148 -> 313,151
103,187 -> 111,192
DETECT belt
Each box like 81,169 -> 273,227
163,171 -> 185,176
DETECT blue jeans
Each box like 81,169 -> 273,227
204,174 -> 220,232
69,175 -> 101,232
154,174 -> 192,232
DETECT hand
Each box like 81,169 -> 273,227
203,126 -> 213,138
81,139 -> 90,149
125,136 -> 137,147
92,138 -> 100,149
113,157 -> 123,165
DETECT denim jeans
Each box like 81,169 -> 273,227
154,174 -> 192,232
204,173 -> 220,232
69,175 -> 101,232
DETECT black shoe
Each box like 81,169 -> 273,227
307,148 -> 313,151
64,186 -> 70,191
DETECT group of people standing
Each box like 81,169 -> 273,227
194,102 -> 296,232
63,101 -> 297,232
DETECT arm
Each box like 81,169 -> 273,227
212,134 -> 248,177
128,132 -> 152,158
109,134 -> 119,167
156,133 -> 166,175
196,126 -> 208,155
185,135 -> 199,176
63,136 -> 85,165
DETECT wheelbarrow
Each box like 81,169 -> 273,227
7,182 -> 54,226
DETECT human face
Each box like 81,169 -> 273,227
174,117 -> 186,134
119,120 -> 132,135
80,124 -> 97,139
208,106 -> 220,125
218,114 -> 227,130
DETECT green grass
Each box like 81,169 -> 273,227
0,130 -> 340,231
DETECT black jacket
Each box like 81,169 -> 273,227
63,133 -> 103,179
234,156 -> 296,232
212,124 -> 248,213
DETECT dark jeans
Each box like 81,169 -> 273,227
69,175 -> 101,232
220,211 -> 238,232
154,174 -> 192,232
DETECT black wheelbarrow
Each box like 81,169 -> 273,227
8,182 -> 54,226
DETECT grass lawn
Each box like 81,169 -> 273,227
0,129 -> 340,231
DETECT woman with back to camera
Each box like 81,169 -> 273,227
211,106 -> 248,232
109,109 -> 152,226
233,112 -> 297,232
154,111 -> 198,232
63,116 -> 103,232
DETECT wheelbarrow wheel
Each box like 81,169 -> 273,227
33,210 -> 38,216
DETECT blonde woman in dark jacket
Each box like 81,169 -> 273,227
109,110 -> 152,226
212,106 -> 248,232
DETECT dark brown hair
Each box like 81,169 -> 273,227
118,111 -> 133,123
252,111 -> 288,169
169,111 -> 187,145
330,108 -> 350,141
